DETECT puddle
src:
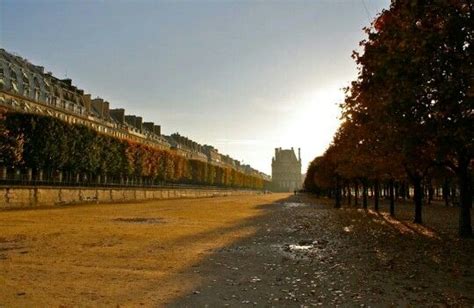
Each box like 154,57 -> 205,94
281,202 -> 309,208
343,225 -> 354,233
274,239 -> 328,261
113,217 -> 165,224
288,244 -> 313,250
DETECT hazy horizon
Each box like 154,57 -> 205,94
0,0 -> 391,174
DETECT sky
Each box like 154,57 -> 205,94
0,0 -> 391,175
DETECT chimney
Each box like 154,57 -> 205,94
125,115 -> 136,127
103,101 -> 110,118
110,108 -> 125,124
91,98 -> 105,117
153,125 -> 161,136
298,148 -> 301,161
143,122 -> 154,132
83,94 -> 91,113
135,116 -> 143,131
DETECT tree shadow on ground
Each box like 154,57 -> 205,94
165,193 -> 474,307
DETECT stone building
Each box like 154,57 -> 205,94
0,48 -> 268,180
271,147 -> 302,192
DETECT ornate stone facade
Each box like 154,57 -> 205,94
271,147 -> 302,192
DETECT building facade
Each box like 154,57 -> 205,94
271,147 -> 302,192
0,48 -> 268,180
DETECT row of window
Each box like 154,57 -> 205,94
0,64 -> 82,106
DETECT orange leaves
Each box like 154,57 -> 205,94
0,112 -> 266,190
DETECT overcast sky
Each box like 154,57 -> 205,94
0,0 -> 390,174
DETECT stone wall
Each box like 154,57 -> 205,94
0,186 -> 260,209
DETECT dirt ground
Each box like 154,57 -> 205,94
0,193 -> 473,307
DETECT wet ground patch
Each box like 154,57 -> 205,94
280,202 -> 310,208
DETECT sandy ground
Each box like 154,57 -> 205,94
0,193 -> 473,307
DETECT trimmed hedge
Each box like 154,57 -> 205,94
0,110 -> 266,189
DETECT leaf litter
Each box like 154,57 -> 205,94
175,194 -> 474,307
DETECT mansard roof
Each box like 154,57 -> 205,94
274,148 -> 300,164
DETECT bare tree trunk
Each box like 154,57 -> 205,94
347,184 -> 352,206
335,177 -> 341,209
443,177 -> 450,207
413,176 -> 423,224
389,179 -> 395,217
362,179 -> 368,209
457,156 -> 472,238
354,181 -> 359,207
394,182 -> 399,200
374,179 -> 380,212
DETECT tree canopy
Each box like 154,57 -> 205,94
304,0 -> 473,237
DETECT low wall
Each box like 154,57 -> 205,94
0,186 -> 260,209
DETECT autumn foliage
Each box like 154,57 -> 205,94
304,0 -> 472,237
0,110 -> 266,190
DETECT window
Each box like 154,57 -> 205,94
10,69 -> 17,81
33,77 -> 40,87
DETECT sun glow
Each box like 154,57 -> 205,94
280,84 -> 345,171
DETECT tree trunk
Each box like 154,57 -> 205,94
374,179 -> 380,212
428,179 -> 433,205
347,184 -> 352,206
413,176 -> 423,224
457,157 -> 472,238
443,178 -> 450,207
389,179 -> 395,216
362,180 -> 368,209
354,181 -> 359,207
394,182 -> 399,200
452,186 -> 457,204
335,177 -> 341,209
400,182 -> 406,201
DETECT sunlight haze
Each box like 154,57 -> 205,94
0,0 -> 391,174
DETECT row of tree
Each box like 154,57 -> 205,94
0,110 -> 267,189
304,0 -> 472,237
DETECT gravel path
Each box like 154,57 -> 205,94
173,194 -> 474,307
